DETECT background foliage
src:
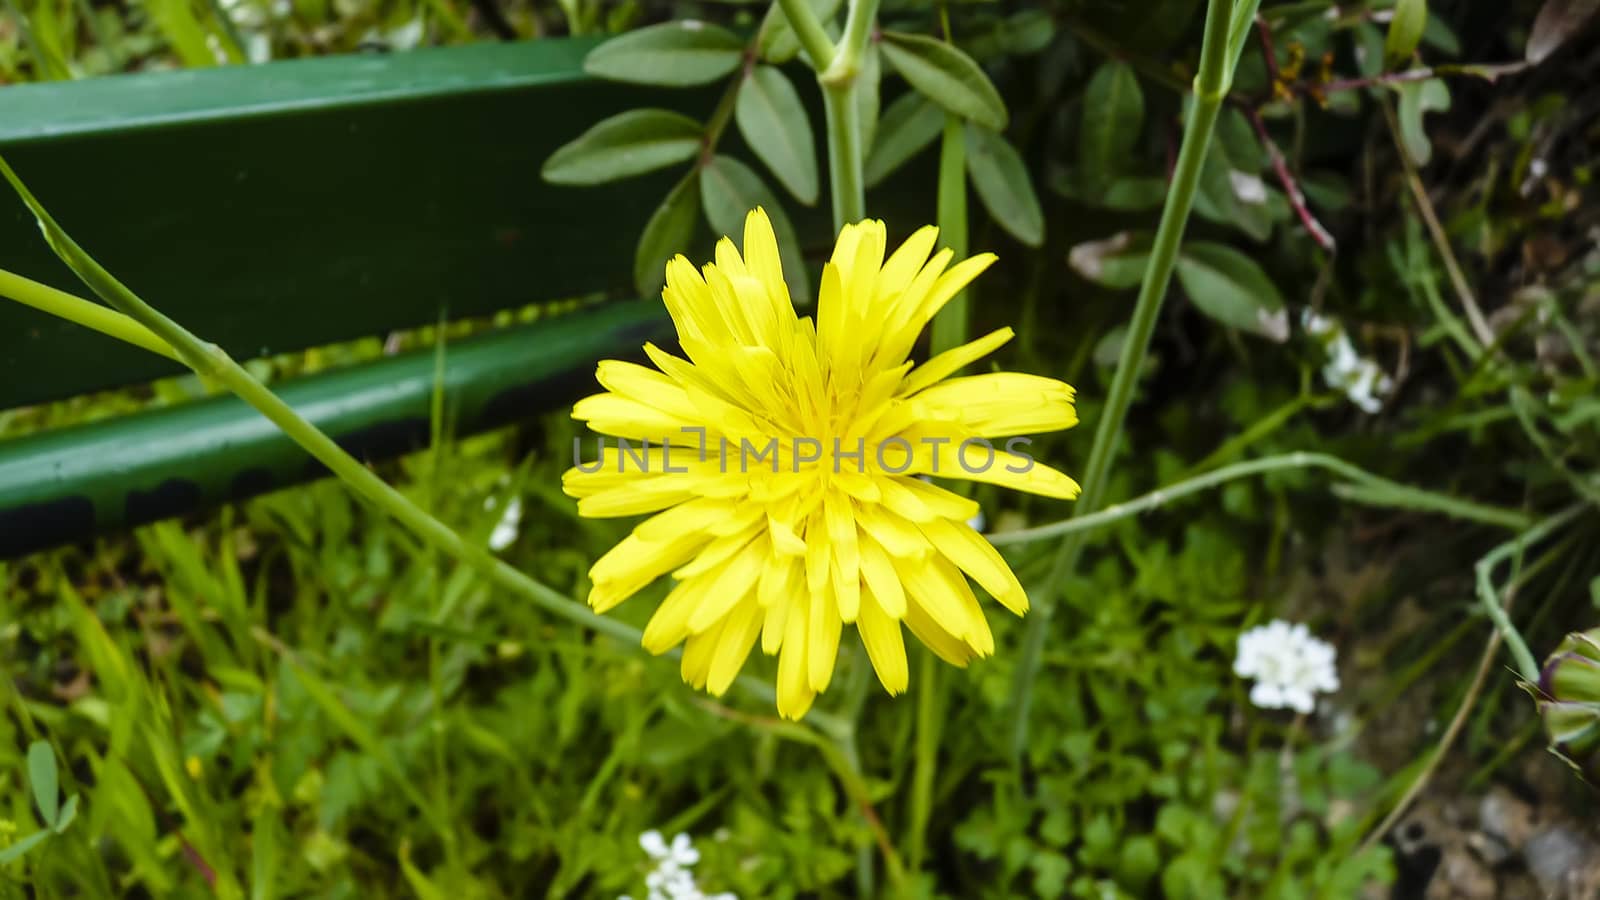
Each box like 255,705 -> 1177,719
1,0 -> 1597,897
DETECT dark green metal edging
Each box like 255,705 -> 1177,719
0,37 -> 714,411
0,301 -> 671,559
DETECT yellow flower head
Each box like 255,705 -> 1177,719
563,208 -> 1080,719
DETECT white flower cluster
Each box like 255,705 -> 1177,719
619,831 -> 736,900
1302,310 -> 1394,413
1234,620 -> 1340,714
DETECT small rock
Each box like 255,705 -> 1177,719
1477,785 -> 1537,857
1524,826 -> 1600,898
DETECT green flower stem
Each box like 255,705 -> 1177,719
822,83 -> 865,230
903,649 -> 943,874
823,0 -> 880,83
0,268 -> 179,362
1475,503 -> 1587,682
987,452 -> 1533,548
815,0 -> 879,231
928,116 -> 969,356
774,0 -> 836,72
1007,0 -> 1244,767
0,153 -> 852,740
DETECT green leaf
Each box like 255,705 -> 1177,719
699,155 -> 810,303
541,109 -> 702,185
1101,175 -> 1167,211
964,123 -> 1043,247
634,171 -> 702,297
1383,0 -> 1427,68
864,92 -> 945,187
27,741 -> 58,827
1354,22 -> 1386,78
759,0 -> 844,64
1174,242 -> 1288,340
1394,78 -> 1451,166
735,66 -> 819,205
880,33 -> 1008,130
584,21 -> 745,86
1079,60 -> 1144,179
1421,12 -> 1461,55
0,831 -> 50,866
1193,154 -> 1274,242
52,795 -> 78,834
1067,232 -> 1153,290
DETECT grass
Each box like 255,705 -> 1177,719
3,0 -> 1599,897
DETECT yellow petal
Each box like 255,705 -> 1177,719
680,619 -> 721,689
876,225 -> 938,304
761,595 -> 789,655
777,596 -> 816,719
857,532 -> 907,619
641,578 -> 707,654
902,589 -> 973,667
858,583 -> 909,694
807,579 -> 842,693
686,536 -> 767,633
707,599 -> 763,695
824,491 -> 860,623
587,529 -> 710,613
897,327 -> 1014,398
913,373 -> 1077,436
918,516 -> 1029,616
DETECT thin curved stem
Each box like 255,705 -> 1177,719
0,152 -> 853,740
1474,503 -> 1587,682
989,452 -> 1532,547
1007,0 -> 1246,767
0,268 -> 179,362
774,0 -> 835,71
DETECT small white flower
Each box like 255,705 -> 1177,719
666,833 -> 700,867
640,830 -> 669,859
1300,309 -> 1393,414
636,829 -> 733,900
489,497 -> 522,551
1234,619 -> 1340,714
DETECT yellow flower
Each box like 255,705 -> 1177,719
563,208 -> 1080,719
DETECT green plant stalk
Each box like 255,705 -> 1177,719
928,116 -> 969,356
822,83 -> 865,230
0,269 -> 179,361
815,0 -> 879,230
823,0 -> 880,82
903,650 -> 943,874
988,451 -> 1532,548
774,0 -> 835,71
0,153 -> 853,742
1475,503 -> 1587,682
1007,0 -> 1243,768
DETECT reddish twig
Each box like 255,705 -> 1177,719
1255,14 -> 1284,96
1319,60 -> 1530,95
1244,107 -> 1336,252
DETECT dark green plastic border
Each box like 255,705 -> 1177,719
0,301 -> 670,558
